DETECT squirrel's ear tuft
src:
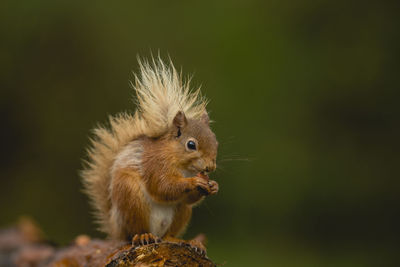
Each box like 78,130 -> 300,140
201,111 -> 210,125
173,111 -> 187,128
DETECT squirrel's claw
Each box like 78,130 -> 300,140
132,234 -> 140,247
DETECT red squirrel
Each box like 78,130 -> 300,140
81,58 -> 218,252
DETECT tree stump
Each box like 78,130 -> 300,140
0,218 -> 216,267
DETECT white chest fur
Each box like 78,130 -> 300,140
148,202 -> 175,237
141,184 -> 175,237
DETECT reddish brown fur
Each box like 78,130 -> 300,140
109,113 -> 218,241
82,59 -> 218,250
110,168 -> 150,239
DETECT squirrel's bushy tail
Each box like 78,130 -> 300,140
81,57 -> 207,235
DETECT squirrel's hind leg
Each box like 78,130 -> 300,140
110,168 -> 150,240
164,204 -> 192,238
162,205 -> 207,255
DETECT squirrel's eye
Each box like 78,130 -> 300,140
186,140 -> 197,150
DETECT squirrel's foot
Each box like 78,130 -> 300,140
188,233 -> 207,256
185,239 -> 207,256
163,235 -> 207,256
132,233 -> 161,247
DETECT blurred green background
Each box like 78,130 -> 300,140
1,0 -> 399,266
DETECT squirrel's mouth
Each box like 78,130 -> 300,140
181,166 -> 209,178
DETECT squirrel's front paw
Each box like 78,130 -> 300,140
189,177 -> 212,195
208,180 -> 219,195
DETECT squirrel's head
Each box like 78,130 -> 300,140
168,111 -> 218,177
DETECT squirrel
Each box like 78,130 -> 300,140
81,58 -> 219,251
